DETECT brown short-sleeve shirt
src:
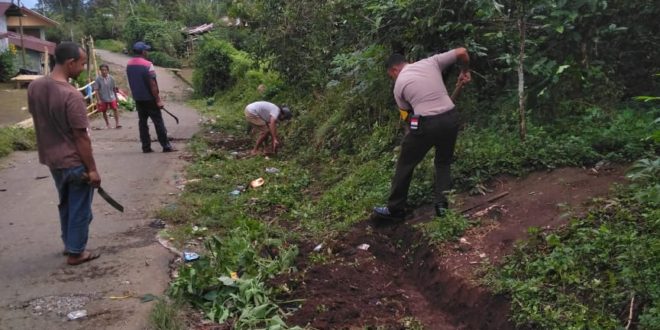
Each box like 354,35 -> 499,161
28,77 -> 90,169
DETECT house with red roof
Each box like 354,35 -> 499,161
1,0 -> 57,74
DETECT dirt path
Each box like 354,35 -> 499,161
0,50 -> 199,329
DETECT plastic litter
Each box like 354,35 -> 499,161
67,309 -> 87,320
313,243 -> 323,252
183,251 -> 200,262
265,167 -> 280,174
149,219 -> 166,229
140,294 -> 158,303
250,177 -> 265,188
229,190 -> 241,196
230,271 -> 239,280
357,244 -> 370,251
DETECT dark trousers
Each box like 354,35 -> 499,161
387,110 -> 459,211
135,100 -> 171,151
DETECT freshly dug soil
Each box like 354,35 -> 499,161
276,166 -> 626,329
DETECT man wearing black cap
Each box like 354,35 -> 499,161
244,101 -> 292,155
126,41 -> 175,153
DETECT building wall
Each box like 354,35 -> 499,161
13,49 -> 43,73
7,27 -> 41,38
0,15 -> 7,51
7,15 -> 55,28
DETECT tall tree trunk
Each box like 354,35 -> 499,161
517,13 -> 527,141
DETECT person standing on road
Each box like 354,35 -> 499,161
94,64 -> 121,129
373,48 -> 471,221
28,42 -> 102,265
244,101 -> 292,155
126,41 -> 175,153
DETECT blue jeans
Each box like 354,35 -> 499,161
50,165 -> 94,255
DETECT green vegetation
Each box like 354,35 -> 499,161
0,49 -> 17,82
149,299 -> 186,330
192,38 -> 247,96
161,96 -> 656,328
39,0 -> 660,328
485,156 -> 659,329
0,127 -> 36,158
147,51 -> 182,69
95,39 -> 125,53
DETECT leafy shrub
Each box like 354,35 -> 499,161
95,39 -> 125,53
122,16 -> 183,56
170,224 -> 299,328
0,49 -> 17,82
193,37 -> 253,97
148,51 -> 182,68
214,68 -> 283,106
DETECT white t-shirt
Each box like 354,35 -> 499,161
246,101 -> 280,123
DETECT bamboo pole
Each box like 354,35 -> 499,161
90,36 -> 98,114
43,46 -> 49,75
90,36 -> 98,78
17,0 -> 27,68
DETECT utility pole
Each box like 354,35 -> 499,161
16,0 -> 26,68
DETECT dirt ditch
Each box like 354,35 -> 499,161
275,221 -> 512,329
198,129 -> 628,329
273,165 -> 626,329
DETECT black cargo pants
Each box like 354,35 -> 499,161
386,109 -> 459,212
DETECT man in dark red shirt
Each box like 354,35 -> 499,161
28,42 -> 101,265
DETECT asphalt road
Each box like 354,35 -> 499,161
0,49 -> 200,329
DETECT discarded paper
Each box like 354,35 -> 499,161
265,167 -> 280,174
67,309 -> 87,320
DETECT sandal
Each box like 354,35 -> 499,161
67,251 -> 101,266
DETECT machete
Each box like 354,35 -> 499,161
161,108 -> 179,124
97,187 -> 124,213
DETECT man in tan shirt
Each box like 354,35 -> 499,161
28,42 -> 102,265
373,48 -> 471,221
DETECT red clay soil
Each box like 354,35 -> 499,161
276,165 -> 627,329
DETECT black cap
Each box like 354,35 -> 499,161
280,106 -> 292,120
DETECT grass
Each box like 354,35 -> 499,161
484,183 -> 659,329
0,126 -> 35,158
149,299 -> 186,330
95,39 -> 125,53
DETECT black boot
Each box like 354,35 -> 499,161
435,202 -> 449,217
